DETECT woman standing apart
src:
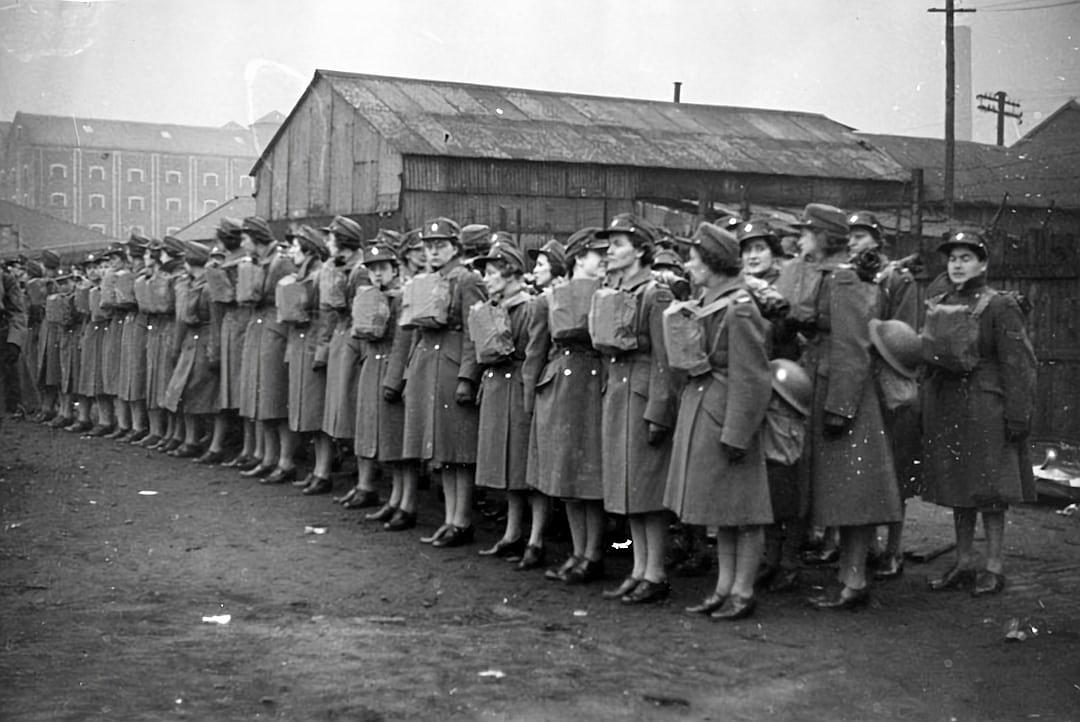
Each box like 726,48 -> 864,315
402,218 -> 486,548
595,214 -> 676,601
923,230 -> 1036,596
665,223 -> 773,619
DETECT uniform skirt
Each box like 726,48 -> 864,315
36,321 -> 62,388
321,322 -> 362,439
239,306 -> 288,421
285,320 -> 327,433
217,305 -> 250,411
476,361 -> 531,490
354,341 -> 406,462
526,347 -> 604,500
116,310 -> 148,402
58,325 -> 81,394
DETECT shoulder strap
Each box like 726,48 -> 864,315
696,295 -> 733,319
971,288 -> 997,318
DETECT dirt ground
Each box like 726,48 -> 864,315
1,420 -> 1079,722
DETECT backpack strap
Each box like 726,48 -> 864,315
970,288 -> 997,318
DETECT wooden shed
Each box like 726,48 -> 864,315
249,70 -> 909,248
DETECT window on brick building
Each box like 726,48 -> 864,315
89,224 -> 106,234
89,166 -> 106,181
89,194 -> 105,209
166,170 -> 182,185
50,192 -> 67,207
203,172 -> 219,188
128,168 -> 144,183
49,164 -> 67,180
166,226 -> 180,236
128,196 -> 145,211
166,197 -> 181,212
203,199 -> 219,213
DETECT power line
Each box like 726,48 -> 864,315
981,0 -> 1080,12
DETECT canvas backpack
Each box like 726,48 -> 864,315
921,289 -> 997,373
236,259 -> 266,304
351,285 -> 392,341
275,275 -> 312,324
588,286 -> 639,356
205,266 -> 235,304
661,295 -> 734,376
399,272 -> 451,329
549,278 -> 601,343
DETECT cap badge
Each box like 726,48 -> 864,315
431,223 -> 439,232
744,223 -> 753,232
372,248 -> 380,255
849,215 -> 859,223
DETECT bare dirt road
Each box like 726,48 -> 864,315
2,420 -> 1079,721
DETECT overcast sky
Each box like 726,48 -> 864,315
0,0 -> 1077,147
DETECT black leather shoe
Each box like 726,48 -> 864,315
344,490 -> 381,510
972,570 -> 1005,597
88,424 -> 115,438
873,555 -> 904,581
127,429 -> 149,445
432,525 -> 474,548
565,558 -> 605,585
686,593 -> 727,615
711,594 -> 757,620
302,476 -> 333,495
365,503 -> 397,522
478,537 -> 525,559
195,449 -> 226,465
236,456 -> 262,472
138,434 -> 162,449
420,524 -> 452,544
170,443 -> 201,459
928,566 -> 977,592
292,473 -> 314,488
115,429 -> 136,443
161,438 -> 182,453
602,575 -> 642,599
240,463 -> 275,479
66,420 -> 93,433
261,467 -> 297,485
222,453 -> 254,468
545,555 -> 580,582
810,584 -> 869,610
384,509 -> 417,532
104,425 -> 128,439
621,579 -> 670,605
47,416 -> 72,429
515,545 -> 545,571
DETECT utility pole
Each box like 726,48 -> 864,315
929,1 -> 976,220
977,91 -> 1023,146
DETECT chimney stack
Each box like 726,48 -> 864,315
673,82 -> 682,103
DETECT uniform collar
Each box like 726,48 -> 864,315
700,275 -> 744,304
500,289 -> 531,309
614,265 -> 652,292
437,256 -> 463,277
955,274 -> 988,295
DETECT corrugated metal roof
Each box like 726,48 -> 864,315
861,133 -> 1079,209
0,198 -> 117,253
10,112 -> 269,158
262,70 -> 906,182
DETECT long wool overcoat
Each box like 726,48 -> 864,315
116,267 -> 150,402
215,252 -> 250,411
598,268 -> 676,515
144,262 -> 183,411
163,274 -> 219,415
284,258 -> 327,433
238,251 -> 294,421
401,257 -> 485,465
58,296 -> 81,394
354,282 -> 410,461
475,290 -> 533,491
321,255 -> 368,439
921,276 -> 1037,509
799,256 -> 902,527
523,285 -> 604,500
77,287 -> 107,397
664,279 -> 773,526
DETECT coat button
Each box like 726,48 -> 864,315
697,385 -> 703,392
564,369 -> 572,376
622,377 -> 628,383
488,370 -> 494,378
257,318 -> 263,324
147,325 -> 153,329
194,334 -> 199,340
564,349 -> 570,356
591,369 -> 597,376
505,372 -> 511,379
611,356 -> 617,363
299,333 -> 305,339
434,344 -> 440,350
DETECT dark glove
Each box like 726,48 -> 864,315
823,412 -> 851,438
722,443 -> 747,464
852,249 -> 884,283
312,357 -> 327,371
383,386 -> 401,404
646,422 -> 669,446
454,379 -> 475,406
1006,419 -> 1029,443
207,354 -> 220,371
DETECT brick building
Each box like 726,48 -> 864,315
0,111 -> 282,239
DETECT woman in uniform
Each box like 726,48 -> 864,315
402,218 -> 486,548
595,214 -> 676,602
271,225 -> 329,486
666,223 -> 773,619
114,234 -> 151,443
237,217 -> 295,480
146,236 -> 188,452
162,241 -> 220,456
96,244 -> 128,434
74,254 -> 109,434
352,242 -> 416,530
524,229 -> 605,575
923,230 -> 1036,596
794,204 -> 902,610
471,241 -> 535,561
